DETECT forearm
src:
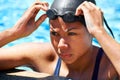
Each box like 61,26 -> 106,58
94,29 -> 120,75
0,28 -> 19,47
0,48 -> 28,71
0,17 -> 27,47
0,59 -> 23,71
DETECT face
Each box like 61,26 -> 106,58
50,17 -> 93,64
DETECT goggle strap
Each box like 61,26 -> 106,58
103,16 -> 115,39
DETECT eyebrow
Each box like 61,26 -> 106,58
66,27 -> 79,32
50,27 -> 79,32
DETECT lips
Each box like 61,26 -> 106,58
59,53 -> 72,59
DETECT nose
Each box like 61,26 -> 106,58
58,38 -> 68,50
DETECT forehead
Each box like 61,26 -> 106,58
49,18 -> 85,30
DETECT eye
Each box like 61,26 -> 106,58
68,32 -> 77,36
51,31 -> 60,36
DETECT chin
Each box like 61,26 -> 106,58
62,59 -> 75,64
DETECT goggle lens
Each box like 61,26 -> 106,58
46,9 -> 86,25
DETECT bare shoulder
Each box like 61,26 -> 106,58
20,42 -> 58,72
99,52 -> 119,79
18,42 -> 56,59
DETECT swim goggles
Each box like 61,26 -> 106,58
46,9 -> 115,38
46,9 -> 86,24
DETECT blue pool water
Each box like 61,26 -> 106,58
0,0 -> 120,47
0,0 -> 120,71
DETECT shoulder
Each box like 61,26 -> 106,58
20,42 -> 56,58
99,48 -> 119,79
21,42 -> 57,63
21,42 -> 58,72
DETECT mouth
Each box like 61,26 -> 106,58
59,53 -> 72,59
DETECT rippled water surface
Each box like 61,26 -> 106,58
0,0 -> 120,47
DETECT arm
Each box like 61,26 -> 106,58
94,27 -> 120,75
0,1 -> 50,70
0,43 -> 32,70
0,28 -> 17,47
0,42 -> 53,71
75,1 -> 120,75
0,0 -> 48,47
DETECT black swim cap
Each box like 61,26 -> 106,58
50,0 -> 96,15
46,0 -> 96,26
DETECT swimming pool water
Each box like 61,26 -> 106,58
0,0 -> 120,71
0,0 -> 120,47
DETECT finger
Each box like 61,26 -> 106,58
75,2 -> 86,16
20,1 -> 48,24
28,3 -> 48,18
88,2 -> 99,9
35,14 -> 47,27
88,2 -> 103,16
88,2 -> 104,25
75,5 -> 83,16
89,2 -> 102,12
77,2 -> 89,15
83,1 -> 95,10
42,2 -> 49,10
33,1 -> 49,11
20,5 -> 44,24
75,1 -> 89,16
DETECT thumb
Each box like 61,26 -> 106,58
35,14 -> 47,27
75,5 -> 83,16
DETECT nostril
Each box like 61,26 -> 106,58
57,48 -> 66,54
58,48 -> 61,54
58,44 -> 68,54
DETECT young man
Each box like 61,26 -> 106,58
0,0 -> 120,79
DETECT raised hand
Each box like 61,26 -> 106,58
75,1 -> 104,37
13,0 -> 49,38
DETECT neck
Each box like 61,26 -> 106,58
67,46 -> 99,73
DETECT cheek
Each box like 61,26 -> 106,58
50,36 -> 59,52
78,30 -> 92,48
70,35 -> 92,53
